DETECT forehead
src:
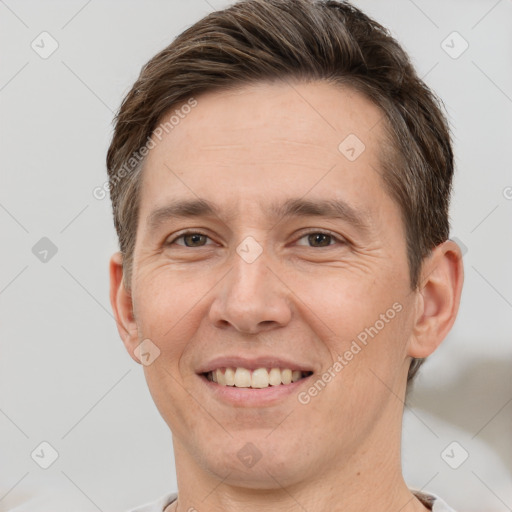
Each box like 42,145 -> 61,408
139,80 -> 392,222
149,80 -> 385,161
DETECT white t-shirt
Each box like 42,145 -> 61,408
127,490 -> 456,511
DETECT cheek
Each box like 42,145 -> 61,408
293,267 -> 412,389
132,265 -> 211,343
296,266 -> 406,339
331,301 -> 414,416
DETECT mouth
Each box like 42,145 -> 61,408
202,367 -> 314,389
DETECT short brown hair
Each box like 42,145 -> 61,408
106,0 -> 454,383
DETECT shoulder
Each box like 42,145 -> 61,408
125,492 -> 177,512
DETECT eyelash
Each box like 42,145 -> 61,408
166,229 -> 346,248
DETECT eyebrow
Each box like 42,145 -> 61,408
146,197 -> 371,234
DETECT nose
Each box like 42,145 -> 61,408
208,245 -> 292,334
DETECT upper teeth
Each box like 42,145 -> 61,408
207,367 -> 305,388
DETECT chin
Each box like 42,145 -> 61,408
197,434 -> 315,489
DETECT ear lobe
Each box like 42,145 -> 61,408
408,240 -> 464,359
109,252 -> 141,364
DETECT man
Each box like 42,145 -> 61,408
107,0 -> 464,510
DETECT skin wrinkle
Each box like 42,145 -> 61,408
110,80 -> 462,512
144,197 -> 376,246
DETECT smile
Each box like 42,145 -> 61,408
204,367 -> 313,388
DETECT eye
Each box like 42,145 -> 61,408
167,231 -> 214,247
295,230 -> 345,248
166,230 -> 346,249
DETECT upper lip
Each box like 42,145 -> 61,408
196,356 -> 314,374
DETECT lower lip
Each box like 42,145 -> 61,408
198,374 -> 313,407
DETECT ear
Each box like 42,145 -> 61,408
109,252 -> 141,364
408,239 -> 464,359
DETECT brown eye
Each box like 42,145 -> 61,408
296,231 -> 344,248
168,232 -> 212,247
307,233 -> 333,247
182,233 -> 208,247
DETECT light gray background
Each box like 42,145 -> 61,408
1,0 -> 511,510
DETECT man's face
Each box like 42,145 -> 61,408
125,80 -> 418,487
